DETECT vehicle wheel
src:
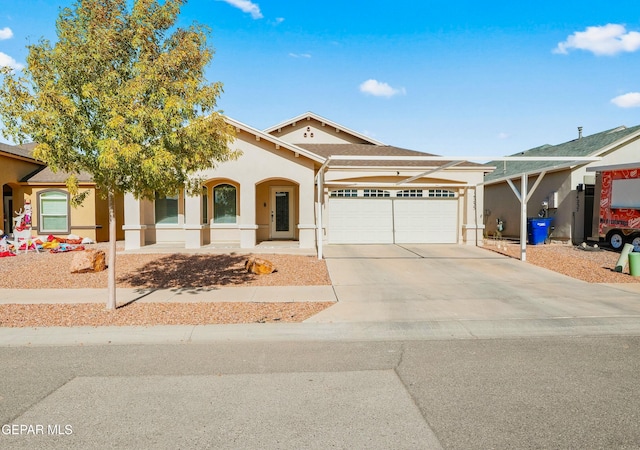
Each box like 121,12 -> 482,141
607,230 -> 625,251
630,233 -> 640,252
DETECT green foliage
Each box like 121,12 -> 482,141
0,0 -> 236,199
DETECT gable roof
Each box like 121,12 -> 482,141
225,116 -> 326,164
297,143 -> 485,168
0,142 -> 40,163
263,111 -> 386,146
484,124 -> 640,183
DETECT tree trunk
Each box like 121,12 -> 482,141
106,191 -> 117,310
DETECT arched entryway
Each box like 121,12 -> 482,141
255,179 -> 299,243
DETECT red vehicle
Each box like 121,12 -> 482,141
593,165 -> 640,251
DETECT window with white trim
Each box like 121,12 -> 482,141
397,189 -> 423,197
330,189 -> 358,197
38,190 -> 70,233
363,189 -> 390,197
427,189 -> 456,198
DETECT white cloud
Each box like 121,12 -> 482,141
554,24 -> 640,56
0,52 -> 23,70
218,0 -> 263,19
497,132 -> 510,140
611,92 -> 640,108
359,79 -> 406,98
289,53 -> 311,58
0,27 -> 13,40
275,17 -> 284,24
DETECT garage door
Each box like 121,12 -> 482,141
328,197 -> 458,244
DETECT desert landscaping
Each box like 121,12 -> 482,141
0,241 -> 637,328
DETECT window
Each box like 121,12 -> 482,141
330,189 -> 358,197
202,187 -> 208,224
363,189 -> 390,198
427,189 -> 456,198
38,190 -> 69,233
213,184 -> 237,223
155,193 -> 179,224
397,189 -> 423,197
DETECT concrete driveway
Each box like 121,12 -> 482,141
308,244 -> 640,323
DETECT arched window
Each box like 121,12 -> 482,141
38,190 -> 70,233
213,184 -> 237,223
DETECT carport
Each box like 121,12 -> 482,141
315,155 -> 601,260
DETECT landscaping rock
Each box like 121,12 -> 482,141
70,249 -> 106,273
245,257 -> 276,275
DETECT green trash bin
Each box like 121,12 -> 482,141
630,252 -> 640,277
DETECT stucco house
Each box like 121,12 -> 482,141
1,142 -> 124,242
483,125 -> 640,244
123,112 -> 492,252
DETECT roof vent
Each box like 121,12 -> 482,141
578,126 -> 583,139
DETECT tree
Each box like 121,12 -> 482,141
0,0 -> 236,309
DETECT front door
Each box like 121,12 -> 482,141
270,187 -> 295,239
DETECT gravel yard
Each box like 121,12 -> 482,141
1,241 -> 637,328
484,240 -> 640,283
0,244 -> 332,327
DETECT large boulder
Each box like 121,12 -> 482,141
245,257 -> 276,275
70,249 -> 106,274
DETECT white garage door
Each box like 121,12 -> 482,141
328,198 -> 458,244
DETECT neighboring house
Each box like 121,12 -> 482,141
483,125 -> 640,244
0,142 -> 124,242
123,112 -> 492,251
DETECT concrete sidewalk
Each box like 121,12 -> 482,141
0,286 -> 337,305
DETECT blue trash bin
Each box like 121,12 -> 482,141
527,218 -> 553,245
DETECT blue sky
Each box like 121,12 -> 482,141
2,0 -> 640,157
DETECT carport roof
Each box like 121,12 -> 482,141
484,124 -> 640,183
298,143 -> 485,168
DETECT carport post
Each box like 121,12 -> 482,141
519,173 -> 527,261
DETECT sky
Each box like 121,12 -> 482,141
1,0 -> 640,158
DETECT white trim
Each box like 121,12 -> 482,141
587,163 -> 640,172
121,225 -> 147,231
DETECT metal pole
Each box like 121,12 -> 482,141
520,173 -> 528,262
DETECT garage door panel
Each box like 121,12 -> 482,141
328,197 -> 458,244
328,199 -> 393,244
393,199 -> 458,244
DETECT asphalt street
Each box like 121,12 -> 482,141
2,244 -> 640,448
2,337 -> 640,449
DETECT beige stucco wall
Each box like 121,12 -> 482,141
127,130 -> 317,248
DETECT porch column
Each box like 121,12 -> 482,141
298,178 -> 316,249
122,192 -> 146,250
183,192 -> 203,249
239,183 -> 257,248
